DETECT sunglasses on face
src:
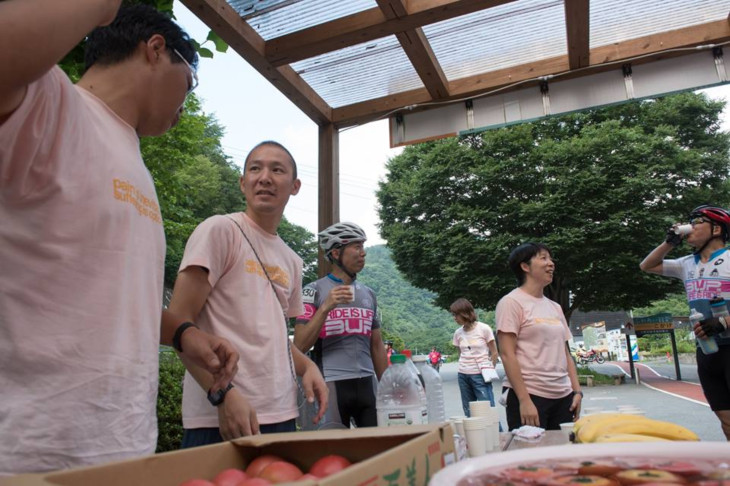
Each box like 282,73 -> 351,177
690,217 -> 712,226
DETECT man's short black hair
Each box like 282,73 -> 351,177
508,242 -> 552,286
244,141 -> 298,180
84,5 -> 197,72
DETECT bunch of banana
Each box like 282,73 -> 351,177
571,413 -> 699,443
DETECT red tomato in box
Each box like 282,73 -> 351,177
246,455 -> 284,478
308,454 -> 352,478
213,468 -> 248,486
236,479 -> 272,486
258,461 -> 303,483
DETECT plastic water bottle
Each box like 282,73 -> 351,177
710,296 -> 730,339
690,307 -> 718,355
414,357 -> 446,424
376,354 -> 428,426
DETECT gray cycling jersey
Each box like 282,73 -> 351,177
296,275 -> 380,382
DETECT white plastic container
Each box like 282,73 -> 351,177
690,307 -> 718,355
414,357 -> 445,424
376,354 -> 428,426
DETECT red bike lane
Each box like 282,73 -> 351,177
609,361 -> 709,406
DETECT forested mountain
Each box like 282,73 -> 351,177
356,245 -> 465,353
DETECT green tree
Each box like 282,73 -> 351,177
377,93 -> 730,321
632,292 -> 690,317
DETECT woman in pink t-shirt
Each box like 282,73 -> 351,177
451,298 -> 499,417
496,243 -> 582,431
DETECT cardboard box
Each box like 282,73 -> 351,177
1,424 -> 455,486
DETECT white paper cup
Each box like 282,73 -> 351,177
449,416 -> 466,437
675,224 -> 693,235
469,401 -> 491,416
560,422 -> 575,433
462,417 -> 488,457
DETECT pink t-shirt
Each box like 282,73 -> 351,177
0,68 -> 165,475
496,288 -> 572,399
180,212 -> 304,426
453,322 -> 496,374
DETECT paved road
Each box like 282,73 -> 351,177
437,361 -> 726,441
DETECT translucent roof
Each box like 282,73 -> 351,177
590,0 -> 730,49
424,0 -> 566,81
292,35 -> 424,108
235,0 -> 377,41
190,0 -> 730,126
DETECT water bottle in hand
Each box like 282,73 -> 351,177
690,307 -> 718,355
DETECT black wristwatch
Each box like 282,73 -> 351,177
574,390 -> 584,397
207,383 -> 234,406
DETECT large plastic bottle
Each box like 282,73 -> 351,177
690,307 -> 718,355
710,296 -> 730,339
413,356 -> 446,424
376,354 -> 428,426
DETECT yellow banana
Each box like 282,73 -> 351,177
573,413 -> 627,434
593,433 -> 670,443
587,418 -> 699,442
576,415 -> 648,443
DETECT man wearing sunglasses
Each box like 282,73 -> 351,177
640,205 -> 730,440
0,2 -> 237,475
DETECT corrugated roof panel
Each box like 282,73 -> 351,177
291,35 -> 424,108
233,0 -> 378,41
424,0 -> 566,81
590,0 -> 730,48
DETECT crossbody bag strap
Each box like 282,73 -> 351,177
225,215 -> 305,397
225,215 -> 287,316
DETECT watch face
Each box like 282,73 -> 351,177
207,383 -> 232,406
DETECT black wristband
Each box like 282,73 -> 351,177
172,322 -> 198,352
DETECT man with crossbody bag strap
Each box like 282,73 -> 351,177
168,141 -> 328,447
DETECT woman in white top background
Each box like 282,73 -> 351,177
451,298 -> 499,417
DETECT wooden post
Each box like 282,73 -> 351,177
317,123 -> 339,277
670,329 -> 682,381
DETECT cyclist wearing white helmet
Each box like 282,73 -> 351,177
640,204 -> 730,440
294,222 -> 388,428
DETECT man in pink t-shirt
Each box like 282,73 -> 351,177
168,141 -> 328,447
496,242 -> 582,431
0,3 -> 238,476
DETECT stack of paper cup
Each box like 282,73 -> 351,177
462,416 -> 489,457
469,401 -> 499,451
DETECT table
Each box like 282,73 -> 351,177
500,430 -> 571,451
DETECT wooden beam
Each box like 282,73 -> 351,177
317,124 -> 339,277
332,19 -> 730,126
265,0 -> 518,67
564,0 -> 589,69
180,0 -> 332,125
377,0 -> 450,99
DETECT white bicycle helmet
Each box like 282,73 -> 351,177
319,222 -> 367,261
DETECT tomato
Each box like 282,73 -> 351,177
235,479 -> 272,486
179,480 -> 215,486
245,455 -> 284,478
213,468 -> 248,486
308,454 -> 352,478
297,473 -> 319,482
258,461 -> 303,483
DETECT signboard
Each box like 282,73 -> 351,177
632,313 -> 674,337
390,50 -> 730,147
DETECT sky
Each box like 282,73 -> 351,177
175,3 -> 730,247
